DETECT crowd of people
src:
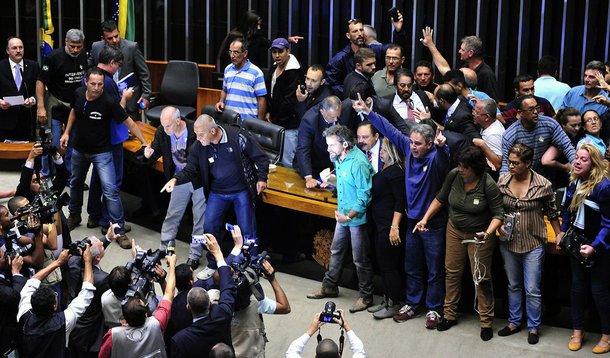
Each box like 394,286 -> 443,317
1,7 -> 610,357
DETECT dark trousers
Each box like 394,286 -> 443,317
374,225 -> 405,302
570,254 -> 610,333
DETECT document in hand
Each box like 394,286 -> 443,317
117,72 -> 139,93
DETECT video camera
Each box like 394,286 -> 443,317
0,233 -> 34,260
230,236 -> 270,310
319,301 -> 342,324
11,178 -> 70,232
123,248 -> 168,310
68,238 -> 91,256
36,121 -> 57,156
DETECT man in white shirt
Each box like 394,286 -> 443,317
472,98 -> 504,171
285,309 -> 365,358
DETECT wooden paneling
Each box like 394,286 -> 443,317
196,87 -> 222,116
146,60 -> 217,94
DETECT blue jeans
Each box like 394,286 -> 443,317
280,129 -> 298,167
87,144 -> 123,226
322,223 -> 374,298
160,183 -> 206,260
500,245 -> 544,330
203,190 -> 255,266
68,149 -> 126,234
405,217 -> 446,312
41,118 -> 73,177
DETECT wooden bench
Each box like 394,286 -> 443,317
0,142 -> 34,159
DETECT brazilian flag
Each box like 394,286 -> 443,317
40,0 -> 54,58
112,0 -> 136,41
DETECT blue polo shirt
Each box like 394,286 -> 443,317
223,60 -> 267,120
561,85 -> 609,116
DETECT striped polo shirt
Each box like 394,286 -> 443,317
223,60 -> 267,120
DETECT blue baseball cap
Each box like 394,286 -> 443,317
270,38 -> 290,50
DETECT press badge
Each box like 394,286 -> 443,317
539,136 -> 545,142
473,198 -> 480,205
208,157 -> 215,163
423,165 -> 428,172
227,147 -> 233,153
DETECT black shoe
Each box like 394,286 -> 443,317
86,217 -> 101,228
436,318 -> 458,332
67,214 -> 82,231
186,258 -> 200,270
498,325 -> 522,337
528,331 -> 539,345
481,327 -> 493,341
101,224 -> 131,235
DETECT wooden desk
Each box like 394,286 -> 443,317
0,142 -> 34,159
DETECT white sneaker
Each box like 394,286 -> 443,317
196,266 -> 216,280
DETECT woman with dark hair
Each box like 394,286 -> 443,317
367,138 -> 406,319
577,110 -> 606,155
496,143 -> 561,345
415,146 -> 503,341
216,10 -> 303,70
556,143 -> 610,353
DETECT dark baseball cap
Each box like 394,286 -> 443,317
269,38 -> 290,50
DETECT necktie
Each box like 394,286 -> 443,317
406,99 -> 414,121
14,64 -> 22,90
366,150 -> 373,164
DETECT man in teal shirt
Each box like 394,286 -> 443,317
307,124 -> 375,313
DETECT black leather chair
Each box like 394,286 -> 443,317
241,118 -> 285,164
201,105 -> 241,126
146,60 -> 199,126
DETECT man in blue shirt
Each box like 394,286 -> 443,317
352,95 -> 450,329
561,60 -> 610,115
307,124 -> 375,313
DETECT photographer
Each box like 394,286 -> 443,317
285,308 -> 365,358
16,142 -> 71,246
17,246 -> 95,358
229,225 -> 291,358
100,265 -> 130,328
99,252 -> 177,358
5,197 -> 47,272
67,225 -> 120,358
0,248 -> 26,356
170,234 -> 237,358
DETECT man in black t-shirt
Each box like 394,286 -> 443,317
60,67 -> 149,244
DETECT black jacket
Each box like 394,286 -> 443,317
175,125 -> 269,204
0,58 -> 39,138
295,85 -> 333,120
0,274 -> 27,354
265,55 -> 302,129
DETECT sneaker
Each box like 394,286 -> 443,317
437,318 -> 458,331
307,287 -> 339,299
86,217 -> 101,228
115,234 -> 132,249
349,297 -> 373,313
197,267 -> 217,280
480,327 -> 493,341
425,311 -> 441,329
101,224 -> 131,235
393,304 -> 419,323
186,258 -> 200,270
367,298 -> 387,313
67,214 -> 81,231
373,302 -> 402,319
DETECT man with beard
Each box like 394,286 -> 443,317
307,124 -> 375,313
372,45 -> 405,97
342,48 -> 377,100
326,17 -> 406,96
295,64 -> 333,119
89,20 -> 152,118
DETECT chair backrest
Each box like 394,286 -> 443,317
201,105 -> 241,126
160,60 -> 199,106
241,118 -> 285,164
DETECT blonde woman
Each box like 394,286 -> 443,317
556,143 -> 610,353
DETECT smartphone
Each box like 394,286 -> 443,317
225,223 -> 235,231
192,234 -> 207,244
299,84 -> 306,95
388,7 -> 399,22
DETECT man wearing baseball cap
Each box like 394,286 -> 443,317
265,38 -> 302,167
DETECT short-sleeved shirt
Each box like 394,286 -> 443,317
481,120 -> 505,156
371,67 -> 396,98
436,168 -> 504,232
534,76 -> 571,110
561,85 -> 609,115
39,48 -> 88,102
223,60 -> 267,120
70,87 -> 127,154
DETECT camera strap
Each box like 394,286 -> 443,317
316,328 -> 345,357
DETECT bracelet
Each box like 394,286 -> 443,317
390,226 -> 399,229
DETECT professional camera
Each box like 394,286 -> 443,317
230,237 -> 270,277
11,178 -> 71,228
123,248 -> 168,310
230,237 -> 270,310
319,301 -> 342,324
36,122 -> 57,156
0,232 -> 34,260
68,238 -> 91,256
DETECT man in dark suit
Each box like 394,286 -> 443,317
435,83 -> 480,141
295,95 -> 354,188
342,48 -> 377,100
0,232 -> 27,355
89,20 -> 152,118
171,235 -> 237,358
356,121 -> 383,173
0,37 -> 39,140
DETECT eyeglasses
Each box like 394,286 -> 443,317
226,50 -> 243,56
585,116 -> 601,124
385,56 -> 401,62
508,160 -> 523,167
520,106 -> 541,114
397,82 -> 413,88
